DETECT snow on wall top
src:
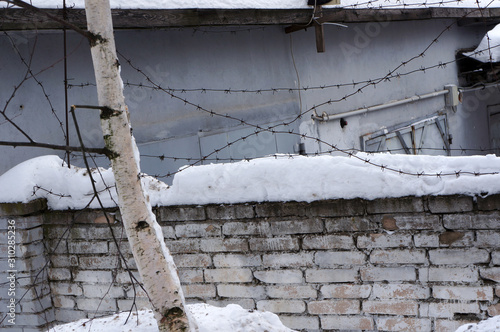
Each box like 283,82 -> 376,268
464,23 -> 500,63
1,154 -> 500,210
5,0 -> 500,9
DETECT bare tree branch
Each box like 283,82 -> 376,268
2,0 -> 95,42
0,140 -> 112,156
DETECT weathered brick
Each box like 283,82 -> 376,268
309,199 -> 365,217
204,268 -> 253,283
480,267 -> 500,282
443,212 -> 500,229
320,315 -> 374,330
361,267 -> 416,281
321,284 -> 371,299
380,214 -> 442,230
117,298 -> 152,311
315,251 -> 366,267
79,256 -> 119,269
48,268 -> 72,281
477,194 -> 500,211
363,300 -> 418,315
432,286 -> 493,301
67,225 -> 117,240
308,300 -> 360,315
372,284 -> 430,299
178,269 -> 204,283
13,312 -> 55,327
254,270 -> 303,284
367,197 -> 423,214
206,204 -> 254,219
217,284 -> 266,299
302,235 -> 354,250
279,315 -> 320,330
50,283 -> 83,296
376,317 -> 431,332
369,249 -> 426,264
18,294 -> 52,313
305,268 -> 358,283
222,222 -> 271,236
257,300 -> 306,313
267,285 -> 317,299
47,255 -> 79,268
270,219 -> 323,235
325,217 -> 377,232
264,253 -> 314,268
249,237 -> 299,251
427,195 -> 473,213
161,225 -> 176,239
213,254 -> 261,268
175,223 -> 221,238
73,270 -> 113,283
255,201 -> 308,218
487,303 -> 500,316
438,231 -> 474,247
200,238 -> 248,252
174,254 -> 211,268
182,284 -> 216,298
414,232 -> 439,247
52,296 -> 76,309
428,302 -> 480,318
46,239 -> 67,254
420,267 -> 478,283
159,206 -> 206,221
492,251 -> 500,265
68,241 -> 108,254
0,199 -> 46,217
357,233 -> 412,249
54,308 -> 87,323
429,248 -> 489,264
476,231 -> 500,247
18,241 -> 45,258
165,239 -> 200,253
82,284 -> 124,298
73,211 -> 117,225
19,226 -> 43,243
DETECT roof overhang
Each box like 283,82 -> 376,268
1,7 -> 500,31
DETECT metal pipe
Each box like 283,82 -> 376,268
312,89 -> 449,122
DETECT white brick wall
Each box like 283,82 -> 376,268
12,194 -> 500,331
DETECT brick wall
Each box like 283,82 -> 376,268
2,194 -> 500,331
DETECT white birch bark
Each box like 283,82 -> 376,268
84,1 -> 194,330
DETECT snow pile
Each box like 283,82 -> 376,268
49,304 -> 295,332
464,23 -> 500,63
455,315 -> 500,332
166,153 -> 500,205
3,0 -> 500,9
0,155 -> 166,210
2,153 -> 500,209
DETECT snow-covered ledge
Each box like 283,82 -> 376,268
3,154 -> 500,331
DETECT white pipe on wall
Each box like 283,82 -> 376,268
312,89 -> 449,122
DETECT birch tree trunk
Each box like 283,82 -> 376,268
84,1 -> 194,330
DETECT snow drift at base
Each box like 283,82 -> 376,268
49,303 -> 294,332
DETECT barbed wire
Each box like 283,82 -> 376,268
66,44 -> 500,98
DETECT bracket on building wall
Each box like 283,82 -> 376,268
285,5 -> 326,53
285,1 -> 342,53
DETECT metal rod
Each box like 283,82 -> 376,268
312,89 -> 449,122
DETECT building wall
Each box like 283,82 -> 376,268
0,19 -> 494,181
2,195 -> 500,331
